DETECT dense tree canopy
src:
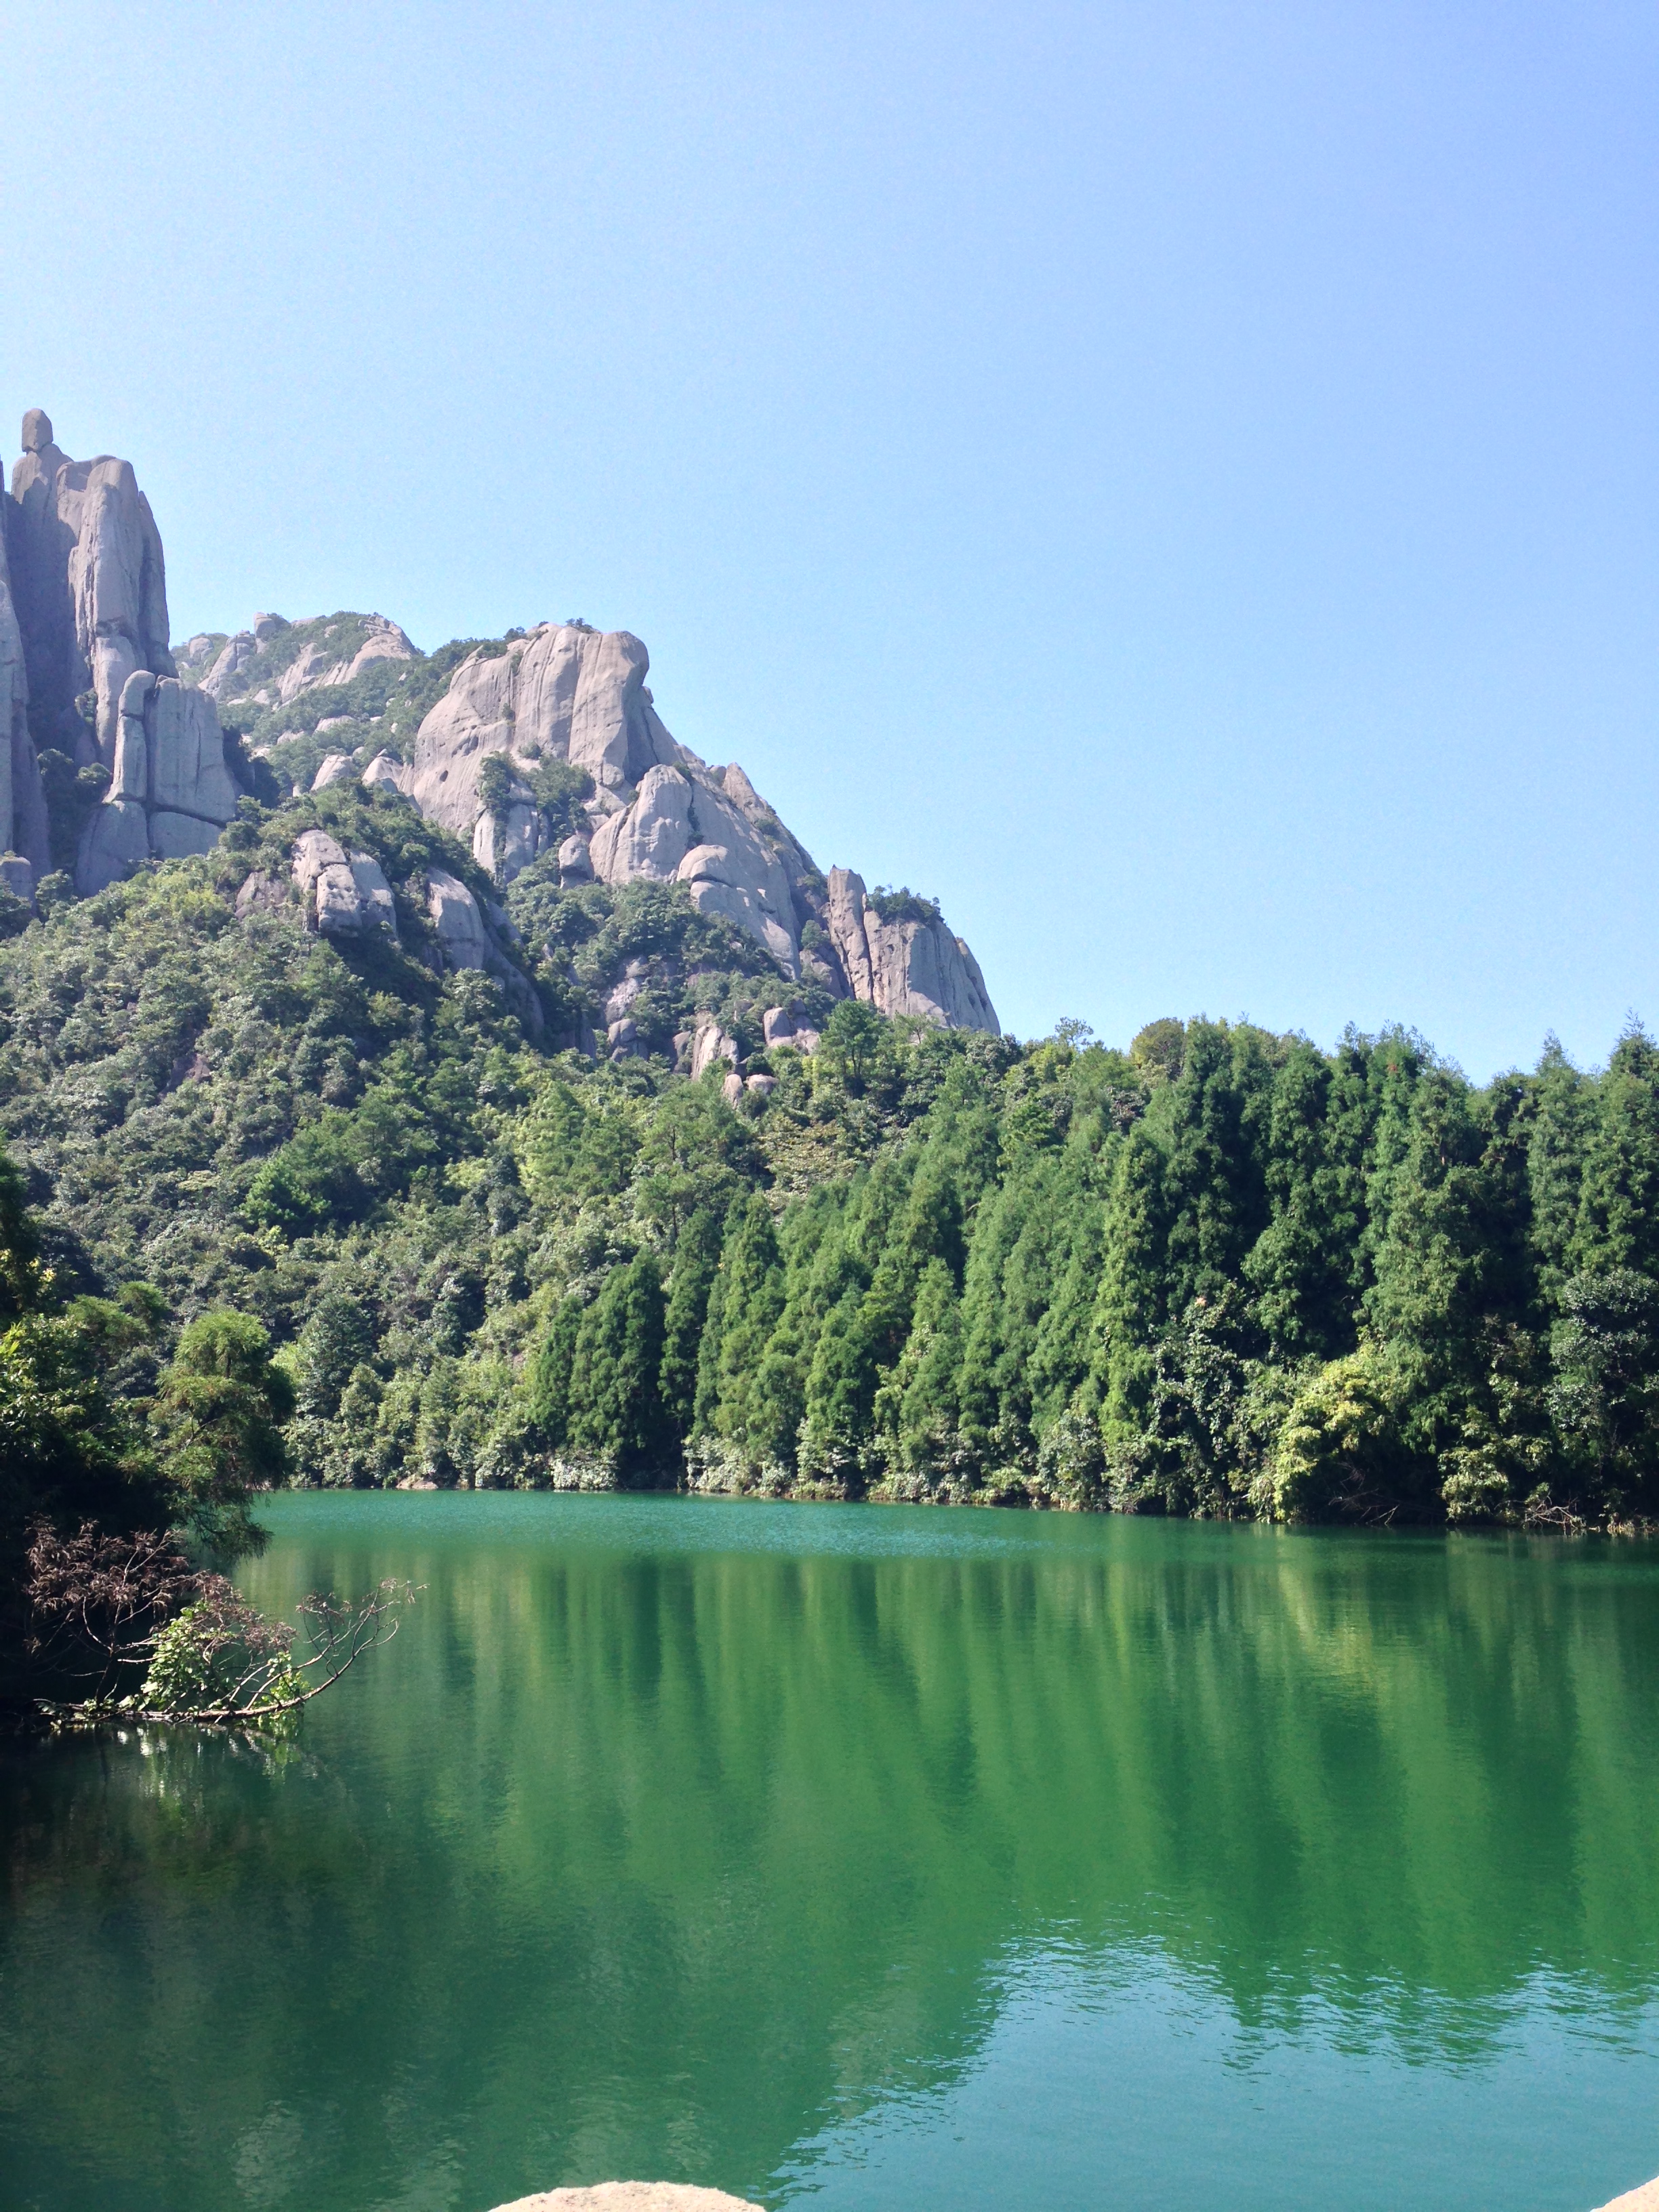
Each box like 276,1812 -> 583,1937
5,790 -> 1659,1677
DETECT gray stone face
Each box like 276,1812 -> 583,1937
425,866 -> 487,968
108,700 -> 146,800
825,869 -> 874,1003
762,1003 -> 821,1054
587,762 -> 800,972
6,414 -> 249,894
474,794 -> 551,881
410,623 -> 682,844
361,750 -> 413,795
3,414 -> 998,1024
77,797 -> 151,895
9,420 -> 173,769
825,868 -> 998,1034
346,851 -> 397,934
148,810 -> 224,861
234,869 -> 289,917
603,968 -> 645,1025
76,670 -> 242,890
291,828 -> 398,938
399,619 -> 996,1019
0,853 -> 35,905
205,613 -> 414,710
146,680 -> 239,821
201,633 -> 257,699
311,751 -> 357,791
690,1022 -> 741,1080
0,485 -> 49,874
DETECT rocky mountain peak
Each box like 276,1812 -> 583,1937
0,407 -> 999,1036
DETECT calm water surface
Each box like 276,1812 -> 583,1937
3,1493 -> 1659,2212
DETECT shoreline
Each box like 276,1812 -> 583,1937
269,1476 -> 1658,1540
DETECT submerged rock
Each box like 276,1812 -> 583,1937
1593,2179 -> 1659,2211
490,2189 -> 762,2211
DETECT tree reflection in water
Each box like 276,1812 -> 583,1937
3,1492 -> 1658,2212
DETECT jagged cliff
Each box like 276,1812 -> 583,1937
0,409 -> 999,1038
1,410 -> 243,894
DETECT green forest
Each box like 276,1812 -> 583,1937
5,771 -> 1659,1679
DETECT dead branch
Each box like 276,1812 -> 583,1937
24,1521 -> 419,1729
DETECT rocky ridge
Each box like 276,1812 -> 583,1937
0,409 -> 998,1039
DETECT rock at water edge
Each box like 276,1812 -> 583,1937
489,2184 -> 763,2210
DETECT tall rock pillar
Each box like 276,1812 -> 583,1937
9,409 -> 174,771
5,409 -> 226,894
0,469 -> 49,880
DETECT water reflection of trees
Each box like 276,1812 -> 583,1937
3,1507 -> 1658,2212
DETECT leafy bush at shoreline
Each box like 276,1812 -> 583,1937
5,800 -> 1659,1643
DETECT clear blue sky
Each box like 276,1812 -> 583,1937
6,1 -> 1656,1075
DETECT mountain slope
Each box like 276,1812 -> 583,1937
5,405 -> 1659,1553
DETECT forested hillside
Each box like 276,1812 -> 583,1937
3,782 -> 1659,1586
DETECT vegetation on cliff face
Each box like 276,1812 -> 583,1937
5,785 -> 1659,1677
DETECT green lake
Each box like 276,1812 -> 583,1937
4,1492 -> 1659,2211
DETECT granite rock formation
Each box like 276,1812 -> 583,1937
411,626 -> 674,830
77,668 -> 243,893
763,1002 -> 822,1054
251,836 -> 541,1035
3,411 -> 248,893
201,611 -> 416,707
0,472 -> 47,882
1,406 -> 998,1036
425,865 -> 488,968
362,750 -> 415,796
825,868 -> 998,1032
290,829 -> 397,938
7,409 -> 173,768
407,623 -> 998,1031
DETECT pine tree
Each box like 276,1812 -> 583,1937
294,1290 -> 373,1421
1086,1122 -> 1171,1431
706,1196 -> 786,1452
1525,1038 -> 1597,1300
528,1298 -> 582,1449
569,1251 -> 670,1480
659,1209 -> 723,1438
1576,1025 -> 1659,1279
